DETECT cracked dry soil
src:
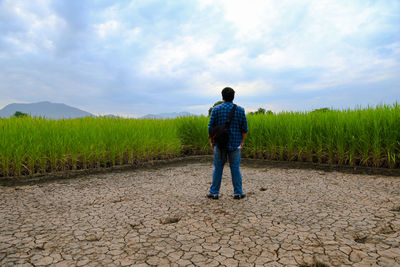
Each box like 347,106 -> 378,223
1,161 -> 400,266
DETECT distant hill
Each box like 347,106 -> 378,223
100,114 -> 120,118
0,101 -> 94,119
140,112 -> 193,119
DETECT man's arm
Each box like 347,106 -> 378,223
240,133 -> 246,148
208,108 -> 216,149
240,109 -> 248,148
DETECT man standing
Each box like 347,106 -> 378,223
207,87 -> 248,200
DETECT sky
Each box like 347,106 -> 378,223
0,0 -> 399,117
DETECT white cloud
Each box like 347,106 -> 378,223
214,0 -> 387,41
231,81 -> 274,96
210,0 -> 399,79
149,0 -> 400,97
140,36 -> 215,77
0,1 -> 63,55
294,46 -> 400,91
197,0 -> 215,10
207,48 -> 247,75
307,1 -> 378,37
3,36 -> 36,55
387,42 -> 400,56
254,47 -> 309,70
95,20 -> 120,38
192,71 -> 274,97
217,0 -> 279,40
124,27 -> 142,44
93,9 -> 141,44
140,44 -> 189,77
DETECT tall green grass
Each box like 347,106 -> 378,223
176,115 -> 209,155
174,103 -> 400,168
0,103 -> 399,177
0,117 -> 181,177
244,104 -> 400,168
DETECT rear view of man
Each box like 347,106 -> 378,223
207,87 -> 248,200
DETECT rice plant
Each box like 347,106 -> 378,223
0,103 -> 398,177
244,103 -> 400,168
0,116 -> 181,177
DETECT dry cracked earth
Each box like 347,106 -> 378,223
1,159 -> 400,267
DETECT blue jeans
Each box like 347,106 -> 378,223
209,146 -> 243,195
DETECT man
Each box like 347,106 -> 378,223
207,87 -> 248,200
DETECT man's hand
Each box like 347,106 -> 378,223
209,138 -> 214,149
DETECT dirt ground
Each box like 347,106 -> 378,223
1,158 -> 399,266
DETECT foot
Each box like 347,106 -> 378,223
207,193 -> 219,200
233,194 -> 246,199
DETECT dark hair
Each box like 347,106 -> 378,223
222,87 -> 235,102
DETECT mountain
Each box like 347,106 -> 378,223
0,101 -> 94,119
140,112 -> 193,119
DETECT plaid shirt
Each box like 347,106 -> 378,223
208,101 -> 248,151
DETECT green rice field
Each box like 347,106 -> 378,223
0,103 -> 399,177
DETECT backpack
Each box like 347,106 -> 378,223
209,104 -> 237,150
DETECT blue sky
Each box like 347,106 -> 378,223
0,0 -> 399,116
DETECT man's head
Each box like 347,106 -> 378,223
222,87 -> 235,102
